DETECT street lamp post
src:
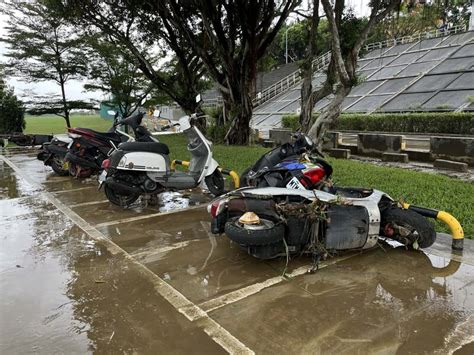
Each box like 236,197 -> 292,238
285,26 -> 289,64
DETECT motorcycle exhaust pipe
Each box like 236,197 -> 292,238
105,179 -> 141,195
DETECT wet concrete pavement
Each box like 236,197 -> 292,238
1,149 -> 473,354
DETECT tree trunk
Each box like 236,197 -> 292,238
59,79 -> 71,128
299,0 -> 320,131
224,91 -> 253,145
308,85 -> 351,149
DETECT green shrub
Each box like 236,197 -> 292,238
0,80 -> 25,134
281,115 -> 303,131
282,112 -> 474,135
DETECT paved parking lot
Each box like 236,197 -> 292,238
1,147 -> 473,354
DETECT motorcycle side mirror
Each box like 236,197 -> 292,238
153,109 -> 161,118
195,94 -> 202,104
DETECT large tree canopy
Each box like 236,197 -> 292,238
296,0 -> 402,147
151,0 -> 299,144
58,0 -> 208,116
0,0 -> 92,127
84,36 -> 153,118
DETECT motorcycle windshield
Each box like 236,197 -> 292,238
185,128 -> 208,174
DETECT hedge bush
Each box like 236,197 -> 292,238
282,112 -> 474,135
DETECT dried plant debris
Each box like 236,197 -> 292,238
276,199 -> 327,221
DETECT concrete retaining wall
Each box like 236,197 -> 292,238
357,133 -> 403,157
431,136 -> 474,165
269,129 -> 292,145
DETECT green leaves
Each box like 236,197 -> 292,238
0,74 -> 25,134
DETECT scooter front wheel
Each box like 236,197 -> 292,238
381,208 -> 436,248
104,184 -> 139,208
205,169 -> 225,196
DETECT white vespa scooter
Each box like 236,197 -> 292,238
99,97 -> 225,207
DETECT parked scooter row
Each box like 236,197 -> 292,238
37,96 -> 227,207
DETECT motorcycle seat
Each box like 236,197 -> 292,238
72,128 -> 122,142
119,141 -> 170,155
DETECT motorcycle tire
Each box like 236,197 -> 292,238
104,184 -> 139,207
205,169 -> 225,196
50,155 -> 69,176
225,216 -> 285,246
381,208 -> 436,248
68,163 -> 94,179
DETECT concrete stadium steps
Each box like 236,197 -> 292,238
251,29 -> 474,138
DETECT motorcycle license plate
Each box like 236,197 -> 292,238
97,170 -> 107,190
286,177 -> 306,190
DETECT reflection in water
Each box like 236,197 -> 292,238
0,164 -> 19,199
217,247 -> 472,355
1,188 -> 222,353
0,197 -> 91,353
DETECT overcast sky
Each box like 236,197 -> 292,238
0,1 -> 371,102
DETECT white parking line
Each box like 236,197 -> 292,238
94,204 -> 206,228
52,186 -> 97,194
42,177 -> 76,183
70,200 -> 109,208
1,154 -> 254,355
199,254 -> 359,313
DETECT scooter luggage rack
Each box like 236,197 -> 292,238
171,159 -> 240,189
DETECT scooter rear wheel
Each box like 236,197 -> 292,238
68,163 -> 94,178
225,216 -> 285,246
205,169 -> 225,196
104,184 -> 139,207
381,208 -> 436,248
50,155 -> 69,176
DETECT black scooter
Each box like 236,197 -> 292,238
241,132 -> 333,189
65,112 -> 153,178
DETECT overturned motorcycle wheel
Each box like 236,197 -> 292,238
50,155 -> 69,176
381,208 -> 436,248
68,163 -> 94,178
104,185 -> 139,207
205,169 -> 225,196
225,216 -> 285,246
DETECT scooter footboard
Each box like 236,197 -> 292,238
325,205 -> 370,250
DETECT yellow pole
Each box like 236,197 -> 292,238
402,203 -> 464,250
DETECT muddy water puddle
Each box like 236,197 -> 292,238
0,162 -> 41,199
0,192 -> 223,354
209,248 -> 474,354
